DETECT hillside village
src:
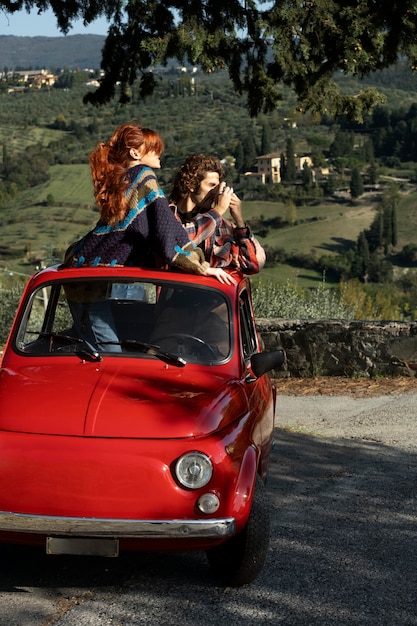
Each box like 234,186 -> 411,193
1,64 -> 321,188
2,68 -> 101,93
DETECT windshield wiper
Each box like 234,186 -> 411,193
118,339 -> 187,367
37,332 -> 102,362
32,333 -> 184,366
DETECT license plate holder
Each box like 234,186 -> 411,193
46,537 -> 119,557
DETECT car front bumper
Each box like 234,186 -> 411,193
0,511 -> 236,539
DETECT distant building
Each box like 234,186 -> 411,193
7,69 -> 56,90
255,152 -> 282,183
85,79 -> 100,87
283,118 -> 297,129
240,171 -> 269,187
297,155 -> 313,170
240,151 -> 316,186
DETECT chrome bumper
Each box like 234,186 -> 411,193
0,511 -> 236,539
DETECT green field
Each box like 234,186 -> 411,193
1,164 -> 96,265
242,200 -> 376,256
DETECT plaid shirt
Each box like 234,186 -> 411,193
171,205 -> 266,274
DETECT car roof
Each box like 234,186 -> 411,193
26,265 -> 247,297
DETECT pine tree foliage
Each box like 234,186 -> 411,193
3,0 -> 417,118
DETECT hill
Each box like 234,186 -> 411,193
0,35 -> 105,69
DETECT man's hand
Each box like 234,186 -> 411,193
211,185 -> 245,228
229,192 -> 245,228
213,184 -> 233,216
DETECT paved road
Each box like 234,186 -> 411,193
2,392 -> 417,625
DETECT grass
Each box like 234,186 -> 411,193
395,191 -> 417,249
0,126 -> 67,152
1,164 -> 96,265
262,205 -> 376,256
251,265 -> 327,288
240,199 -> 376,255
45,164 -> 94,204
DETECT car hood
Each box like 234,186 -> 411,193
0,360 -> 248,438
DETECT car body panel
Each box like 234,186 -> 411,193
0,265 -> 279,565
0,361 -> 249,438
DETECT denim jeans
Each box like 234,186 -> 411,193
68,300 -> 122,353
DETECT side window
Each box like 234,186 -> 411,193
239,290 -> 258,359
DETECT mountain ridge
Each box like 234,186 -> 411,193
0,34 -> 106,70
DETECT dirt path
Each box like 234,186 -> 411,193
274,375 -> 417,397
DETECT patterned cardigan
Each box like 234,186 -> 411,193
64,165 -> 208,275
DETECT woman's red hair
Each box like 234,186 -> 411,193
89,123 -> 164,226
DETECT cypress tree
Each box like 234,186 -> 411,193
234,141 -> 244,173
383,206 -> 392,255
279,151 -> 286,182
302,162 -> 313,189
261,120 -> 272,155
283,138 -> 297,182
391,202 -> 398,248
350,168 -> 364,198
241,133 -> 258,172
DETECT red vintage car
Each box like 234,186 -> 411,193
0,265 -> 283,586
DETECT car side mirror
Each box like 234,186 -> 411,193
250,350 -> 285,379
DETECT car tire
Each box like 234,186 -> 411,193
206,474 -> 270,586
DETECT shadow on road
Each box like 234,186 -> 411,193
266,428 -> 417,624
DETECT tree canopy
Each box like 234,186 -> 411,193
3,1 -> 417,119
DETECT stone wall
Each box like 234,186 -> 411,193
256,319 -> 417,378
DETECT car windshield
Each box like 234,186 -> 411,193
14,277 -> 231,365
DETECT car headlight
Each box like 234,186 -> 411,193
175,452 -> 213,489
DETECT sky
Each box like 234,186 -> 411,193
0,8 -> 110,37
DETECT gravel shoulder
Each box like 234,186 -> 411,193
276,388 -> 417,448
275,375 -> 417,447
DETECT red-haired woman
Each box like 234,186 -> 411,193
64,123 -> 233,351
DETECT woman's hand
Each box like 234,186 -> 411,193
204,267 -> 237,284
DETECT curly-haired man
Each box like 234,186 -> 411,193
169,154 -> 265,274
